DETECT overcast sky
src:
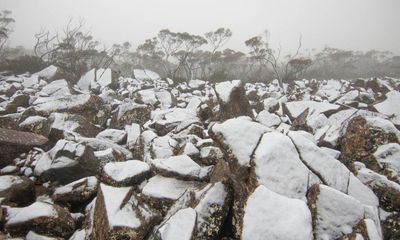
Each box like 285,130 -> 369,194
2,0 -> 400,55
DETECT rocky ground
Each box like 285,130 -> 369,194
0,66 -> 399,240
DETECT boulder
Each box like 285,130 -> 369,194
141,175 -> 201,213
289,131 -> 379,206
307,184 -> 364,240
43,112 -> 102,139
241,185 -> 313,240
92,183 -> 160,239
339,115 -> 399,174
151,155 -> 212,181
34,139 -> 99,184
110,102 -> 151,128
95,128 -> 127,144
0,128 -> 48,168
40,79 -> 71,97
155,208 -> 197,240
100,160 -> 150,187
5,201 -> 75,238
33,94 -> 108,126
19,116 -> 48,134
194,182 -> 232,239
0,175 -> 35,206
214,80 -> 253,120
199,146 -> 224,166
52,176 -> 98,206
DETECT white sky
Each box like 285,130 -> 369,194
2,0 -> 400,55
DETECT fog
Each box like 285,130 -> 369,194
2,0 -> 400,54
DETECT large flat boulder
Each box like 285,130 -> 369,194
0,128 -> 48,168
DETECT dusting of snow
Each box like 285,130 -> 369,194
211,116 -> 270,166
242,185 -> 312,240
103,160 -> 150,182
215,80 -> 241,103
158,208 -> 196,240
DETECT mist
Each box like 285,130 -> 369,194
2,0 -> 400,54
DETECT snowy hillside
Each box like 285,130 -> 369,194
0,67 -> 399,240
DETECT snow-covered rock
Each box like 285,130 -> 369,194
151,155 -> 212,181
5,201 -> 75,238
92,183 -> 160,239
242,185 -> 313,240
100,160 -> 150,187
308,184 -> 364,240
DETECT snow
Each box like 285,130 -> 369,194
0,175 -> 23,192
53,176 -> 98,195
253,132 -> 316,200
200,146 -> 223,160
77,68 -> 97,91
99,184 -> 141,229
288,131 -> 350,192
289,131 -> 378,206
156,90 -> 174,109
134,69 -> 160,81
33,94 -> 91,113
357,166 -> 400,192
75,136 -> 133,159
374,90 -> 400,125
313,185 -> 364,240
96,68 -> 112,87
336,90 -> 359,104
33,65 -> 58,79
347,174 -> 379,207
242,185 -> 312,240
103,160 -> 150,182
158,208 -> 196,240
182,142 -> 200,156
188,79 -> 206,89
6,201 -> 58,225
138,89 -> 158,105
373,143 -> 400,174
96,129 -> 127,144
151,155 -> 210,180
26,231 -> 58,240
364,116 -> 400,140
256,110 -> 281,127
211,116 -> 270,166
125,123 -> 141,149
22,75 -> 40,88
151,136 -> 178,159
215,80 -> 241,103
194,182 -> 229,235
363,219 -> 381,240
47,113 -> 81,133
320,147 -> 341,159
19,116 -> 47,127
285,101 -> 339,119
40,79 -> 70,96
0,165 -> 18,175
142,175 -> 198,200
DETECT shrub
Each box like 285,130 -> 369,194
0,55 -> 46,74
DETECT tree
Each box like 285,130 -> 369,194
205,27 -> 232,55
245,30 -> 311,90
0,10 -> 15,56
33,18 -> 101,82
173,32 -> 207,80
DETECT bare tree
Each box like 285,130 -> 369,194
245,30 -> 311,90
173,32 -> 207,80
33,18 -> 101,82
0,10 -> 15,56
205,27 -> 232,54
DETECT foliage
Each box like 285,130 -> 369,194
0,55 -> 46,74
